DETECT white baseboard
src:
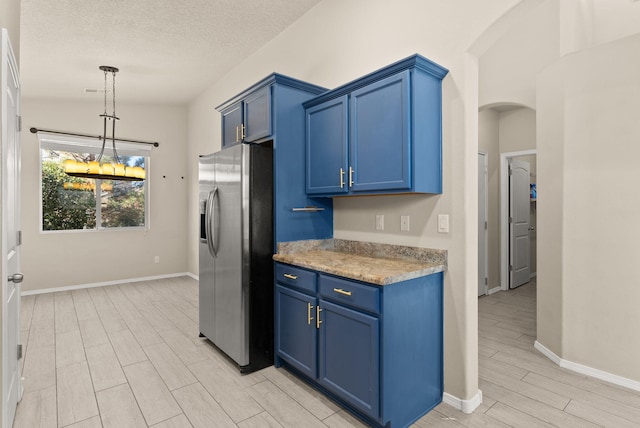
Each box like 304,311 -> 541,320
534,341 -> 640,393
443,389 -> 483,414
487,286 -> 501,295
186,272 -> 198,281
21,272 -> 195,296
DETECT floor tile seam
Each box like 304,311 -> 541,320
478,356 -> 530,381
483,378 -> 581,420
264,369 -> 340,421
122,361 -> 177,427
60,359 -> 100,425
59,414 -> 100,428
563,397 -> 640,426
141,341 -> 200,392
486,400 -> 557,427
54,327 -> 89,370
520,368 -> 640,420
86,286 -> 123,308
170,382 -> 239,427
478,371 -> 570,410
185,362 -> 269,425
252,377 -> 329,426
576,378 -> 640,408
71,293 -> 101,322
94,382 -> 141,428
105,323 -> 146,359
85,342 -> 128,394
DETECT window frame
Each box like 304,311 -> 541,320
37,132 -> 151,233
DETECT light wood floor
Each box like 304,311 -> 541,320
14,277 -> 640,427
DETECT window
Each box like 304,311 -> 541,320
39,133 -> 150,231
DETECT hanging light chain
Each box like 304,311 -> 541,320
97,67 -> 109,162
112,69 -> 116,117
103,68 -> 108,116
110,68 -> 121,164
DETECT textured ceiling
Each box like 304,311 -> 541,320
19,0 -> 321,104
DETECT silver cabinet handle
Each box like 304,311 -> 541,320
291,207 -> 325,212
8,273 -> 23,284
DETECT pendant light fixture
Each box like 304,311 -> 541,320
63,65 -> 146,181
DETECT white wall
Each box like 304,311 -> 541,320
537,33 -> 640,381
479,0 -> 559,109
20,99 -> 189,291
478,109 -> 500,289
187,0 -> 521,402
0,0 -> 20,64
592,0 -> 640,47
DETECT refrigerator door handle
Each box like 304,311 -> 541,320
206,187 -> 219,258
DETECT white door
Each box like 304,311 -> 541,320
478,153 -> 488,296
509,159 -> 530,288
1,28 -> 22,428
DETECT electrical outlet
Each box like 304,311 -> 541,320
400,215 -> 410,232
375,214 -> 384,230
154,256 -> 160,264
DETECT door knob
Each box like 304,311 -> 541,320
7,273 -> 23,284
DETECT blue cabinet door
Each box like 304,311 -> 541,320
244,86 -> 271,142
318,299 -> 379,419
221,102 -> 243,148
275,285 -> 317,378
350,70 -> 411,192
306,96 -> 349,195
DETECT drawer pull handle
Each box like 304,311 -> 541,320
316,306 -> 322,329
307,302 -> 314,325
283,273 -> 298,280
333,288 -> 352,296
339,168 -> 345,189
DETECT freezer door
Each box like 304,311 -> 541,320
198,154 -> 216,340
213,144 -> 248,365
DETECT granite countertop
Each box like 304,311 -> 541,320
272,239 -> 447,286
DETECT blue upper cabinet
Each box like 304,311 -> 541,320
221,102 -> 243,148
219,85 -> 271,148
304,54 -> 449,197
243,86 -> 271,142
350,71 -> 410,192
217,74 -> 334,243
306,96 -> 349,194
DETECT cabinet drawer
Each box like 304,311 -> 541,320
319,275 -> 380,314
275,263 -> 316,293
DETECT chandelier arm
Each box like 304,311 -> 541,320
111,118 -> 121,164
97,115 -> 107,163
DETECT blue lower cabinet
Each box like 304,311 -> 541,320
318,299 -> 379,418
275,285 -> 317,379
274,262 -> 444,427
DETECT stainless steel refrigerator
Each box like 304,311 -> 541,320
199,143 -> 274,373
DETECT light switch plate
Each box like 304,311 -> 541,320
437,214 -> 449,233
376,214 -> 384,230
400,215 -> 410,232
